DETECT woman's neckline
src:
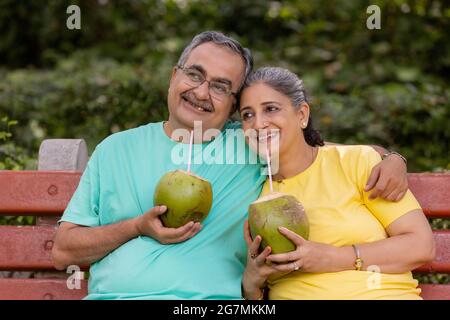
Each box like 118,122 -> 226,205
273,146 -> 323,183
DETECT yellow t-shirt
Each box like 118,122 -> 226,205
264,145 -> 423,300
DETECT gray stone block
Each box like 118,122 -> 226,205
38,139 -> 88,171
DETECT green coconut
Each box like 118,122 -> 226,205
248,192 -> 309,254
153,170 -> 213,228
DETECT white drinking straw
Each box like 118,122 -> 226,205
187,130 -> 194,173
265,146 -> 273,192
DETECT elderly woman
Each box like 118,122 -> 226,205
239,67 -> 435,300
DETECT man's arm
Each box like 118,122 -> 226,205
52,205 -> 202,270
324,141 -> 408,202
52,218 -> 140,270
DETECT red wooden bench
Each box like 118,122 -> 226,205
0,142 -> 449,299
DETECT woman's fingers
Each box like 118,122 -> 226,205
277,227 -> 305,246
248,235 -> 262,259
271,260 -> 303,273
254,245 -> 271,266
266,251 -> 296,263
243,220 -> 253,247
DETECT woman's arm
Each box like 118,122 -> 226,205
265,209 -> 435,274
332,209 -> 435,273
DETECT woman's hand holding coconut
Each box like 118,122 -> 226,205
134,205 -> 202,244
265,227 -> 341,274
242,220 -> 280,300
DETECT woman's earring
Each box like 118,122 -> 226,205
302,122 -> 307,128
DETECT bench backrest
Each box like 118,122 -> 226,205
0,171 -> 449,300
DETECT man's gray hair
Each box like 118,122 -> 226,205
177,31 -> 253,91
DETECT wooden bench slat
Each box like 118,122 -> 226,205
0,226 -> 57,270
0,278 -> 445,300
0,171 -> 449,218
0,171 -> 448,299
0,278 -> 87,300
0,226 -> 449,273
419,284 -> 450,300
0,171 -> 81,216
408,173 -> 450,218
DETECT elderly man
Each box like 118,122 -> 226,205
52,31 -> 408,299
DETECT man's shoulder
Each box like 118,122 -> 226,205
97,122 -> 161,150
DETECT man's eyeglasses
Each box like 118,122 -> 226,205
176,65 -> 237,100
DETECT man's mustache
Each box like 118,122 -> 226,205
181,91 -> 214,112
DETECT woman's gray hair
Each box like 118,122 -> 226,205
242,67 -> 324,147
244,67 -> 309,107
177,31 -> 253,91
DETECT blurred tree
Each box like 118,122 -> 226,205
0,0 -> 448,172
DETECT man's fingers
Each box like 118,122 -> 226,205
149,205 -> 167,217
395,190 -> 406,202
383,187 -> 400,202
379,179 -> 396,199
369,177 -> 387,200
365,165 -> 380,192
169,222 -> 202,243
161,221 -> 195,240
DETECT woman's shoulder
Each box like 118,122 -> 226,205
320,145 -> 382,176
321,144 -> 380,161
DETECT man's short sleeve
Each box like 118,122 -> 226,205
357,147 -> 422,229
58,147 -> 101,227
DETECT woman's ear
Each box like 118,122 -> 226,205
296,102 -> 310,128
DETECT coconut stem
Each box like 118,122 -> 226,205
187,130 -> 193,173
265,146 -> 273,192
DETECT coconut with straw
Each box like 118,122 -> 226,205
248,144 -> 309,254
154,130 -> 213,228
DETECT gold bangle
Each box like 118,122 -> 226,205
352,244 -> 363,271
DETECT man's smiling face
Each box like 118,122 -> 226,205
167,42 -> 245,133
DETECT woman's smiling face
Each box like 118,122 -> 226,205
239,81 -> 308,157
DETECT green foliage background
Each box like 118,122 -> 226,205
0,0 -> 449,283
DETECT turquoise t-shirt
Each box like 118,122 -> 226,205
60,121 -> 265,299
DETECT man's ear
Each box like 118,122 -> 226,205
168,67 -> 178,89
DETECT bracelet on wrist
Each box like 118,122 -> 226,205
382,150 -> 407,165
241,284 -> 265,300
